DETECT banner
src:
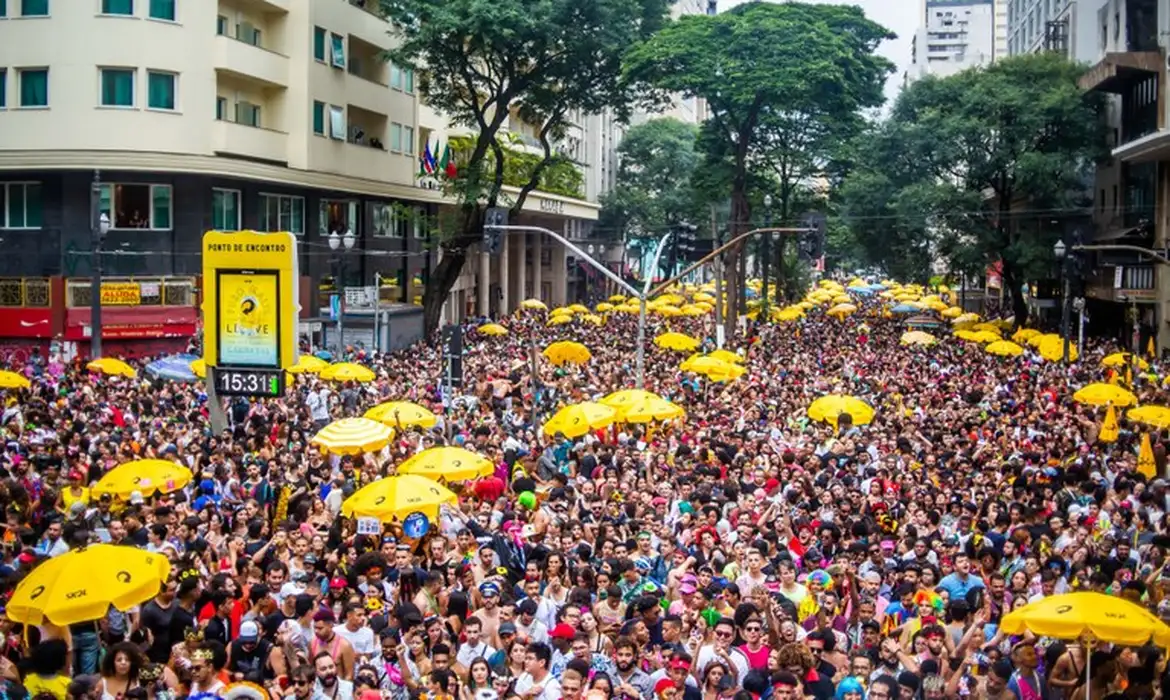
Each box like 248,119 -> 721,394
100,283 -> 141,306
217,271 -> 279,367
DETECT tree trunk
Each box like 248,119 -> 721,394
1001,260 -> 1028,329
422,249 -> 469,336
723,187 -> 751,340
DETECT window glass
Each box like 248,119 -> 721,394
101,0 -> 132,14
101,68 -> 135,107
19,69 -> 48,107
147,71 -> 175,110
148,0 -> 174,20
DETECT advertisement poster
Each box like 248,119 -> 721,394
217,271 -> 280,366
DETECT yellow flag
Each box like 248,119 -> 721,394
1099,404 -> 1119,443
1149,336 -> 1156,358
1138,432 -> 1158,480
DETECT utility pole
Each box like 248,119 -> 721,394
89,170 -> 109,359
712,205 -> 724,348
761,194 -> 773,316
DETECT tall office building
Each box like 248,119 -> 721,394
1006,0 -> 1108,62
995,0 -> 1010,57
909,0 -> 997,80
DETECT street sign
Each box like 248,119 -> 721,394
441,324 -> 463,394
202,230 -> 299,398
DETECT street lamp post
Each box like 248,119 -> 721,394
89,170 -> 111,359
329,229 -> 356,352
1054,239 -> 1071,363
761,194 -> 773,317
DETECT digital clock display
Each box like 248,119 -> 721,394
211,367 -> 285,397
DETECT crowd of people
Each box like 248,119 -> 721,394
0,284 -> 1165,700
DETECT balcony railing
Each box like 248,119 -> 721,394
0,278 -> 50,307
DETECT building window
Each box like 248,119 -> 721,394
404,68 -> 414,93
147,71 -> 175,110
18,68 -> 47,107
0,70 -> 5,109
328,105 -> 344,139
0,0 -> 5,17
211,188 -> 240,231
237,21 -> 260,46
20,0 -> 47,16
320,200 -> 357,238
216,14 -> 227,35
390,123 -> 402,152
330,33 -> 345,68
313,26 -> 326,61
260,193 -> 304,235
413,207 -> 426,238
236,101 -> 260,127
312,100 -> 324,135
98,183 -> 172,230
215,96 -> 226,120
0,183 -> 43,229
371,202 -> 396,238
101,0 -> 132,15
390,64 -> 401,90
403,125 -> 413,153
148,0 -> 173,21
100,68 -> 135,107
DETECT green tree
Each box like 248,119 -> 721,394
382,0 -> 670,333
625,1 -> 893,332
598,117 -> 701,245
842,53 -> 1107,322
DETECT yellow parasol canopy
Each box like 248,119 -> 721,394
478,323 -> 509,336
1102,352 -> 1149,370
93,459 -> 192,500
1037,335 -> 1078,362
826,303 -> 857,318
542,341 -> 591,366
985,340 -> 1025,357
1072,383 -> 1138,407
900,331 -> 937,347
365,401 -> 438,429
521,299 -> 548,310
654,332 -> 701,352
320,362 -> 377,383
1127,405 -> 1170,429
548,314 -> 573,326
807,395 -> 875,426
620,396 -> 686,423
542,402 -> 617,438
707,349 -> 743,364
0,370 -> 30,389
568,303 -> 590,314
341,474 -> 457,523
87,357 -> 137,378
7,545 -> 171,625
1001,591 -> 1170,647
287,355 -> 329,375
600,389 -> 661,411
595,302 -> 615,313
1012,328 -> 1042,343
188,359 -> 207,379
397,447 -> 494,482
310,417 -> 394,455
680,355 -> 735,377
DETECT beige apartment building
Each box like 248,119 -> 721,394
0,0 -> 603,350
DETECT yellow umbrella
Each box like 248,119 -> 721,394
1012,328 -> 1041,343
693,292 -> 715,303
600,389 -> 660,410
581,314 -> 604,326
7,545 -> 171,626
188,359 -> 207,379
288,355 -> 328,375
341,474 -> 457,522
550,306 -> 573,317
320,362 -> 377,383
596,302 -> 615,313
608,294 -> 627,303
619,396 -> 686,423
87,357 -> 137,378
940,306 -> 962,318
1001,592 -> 1170,693
520,299 -> 547,310
655,332 -> 701,352
1073,383 -> 1137,408
568,304 -> 590,314
543,341 -> 591,366
1102,352 -> 1149,370
985,340 -> 1025,357
93,459 -> 192,500
680,355 -> 736,378
775,307 -> 804,322
478,323 -> 509,336
1038,335 -> 1078,362
807,395 -> 875,426
397,447 -> 494,482
542,402 -> 617,438
1027,332 -> 1058,348
365,401 -> 438,429
0,370 -> 30,389
826,303 -> 857,318
952,313 -> 980,325
900,331 -> 937,347
548,314 -> 573,326
1127,405 -> 1170,429
655,304 -> 682,316
310,417 -> 394,455
707,349 -> 743,364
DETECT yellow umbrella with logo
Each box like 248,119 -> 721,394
396,447 -> 494,482
93,459 -> 192,500
7,544 -> 171,625
310,417 -> 394,455
87,357 -> 137,378
542,341 -> 591,366
478,323 -> 509,337
807,395 -> 875,426
655,332 -> 701,352
287,355 -> 328,375
0,370 -> 30,389
600,389 -> 661,412
341,474 -> 458,522
320,362 -> 376,383
1073,383 -> 1137,407
1127,405 -> 1170,429
542,402 -> 617,438
620,396 -> 686,423
365,402 -> 438,430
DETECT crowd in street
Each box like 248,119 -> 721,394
0,284 -> 1165,700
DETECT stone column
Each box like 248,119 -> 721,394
516,233 -> 527,302
478,246 -> 490,318
533,233 -> 543,303
500,232 -> 510,315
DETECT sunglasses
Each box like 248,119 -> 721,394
293,679 -> 313,687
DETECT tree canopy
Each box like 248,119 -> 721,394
381,0 -> 671,332
840,53 -> 1107,321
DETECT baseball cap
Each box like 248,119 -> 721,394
549,623 -> 576,640
238,621 -> 259,643
498,622 -> 517,636
516,599 -> 538,616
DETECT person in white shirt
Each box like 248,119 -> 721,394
454,616 -> 496,673
333,603 -> 380,668
513,642 -> 561,700
514,599 -> 549,645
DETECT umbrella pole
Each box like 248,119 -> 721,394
1084,639 -> 1091,700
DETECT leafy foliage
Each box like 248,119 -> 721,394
840,53 -> 1107,320
448,136 -> 584,199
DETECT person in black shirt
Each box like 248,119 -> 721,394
169,576 -> 200,656
139,579 -> 178,664
204,590 -> 234,647
227,621 -> 276,683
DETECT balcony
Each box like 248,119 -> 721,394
1085,265 -> 1158,303
214,34 -> 289,88
232,0 -> 289,13
211,119 -> 288,164
348,35 -> 390,87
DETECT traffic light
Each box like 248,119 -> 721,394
798,212 -> 826,261
483,207 -> 507,254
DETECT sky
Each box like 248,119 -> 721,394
719,0 -> 918,106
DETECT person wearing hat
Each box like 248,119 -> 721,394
471,580 -> 504,645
